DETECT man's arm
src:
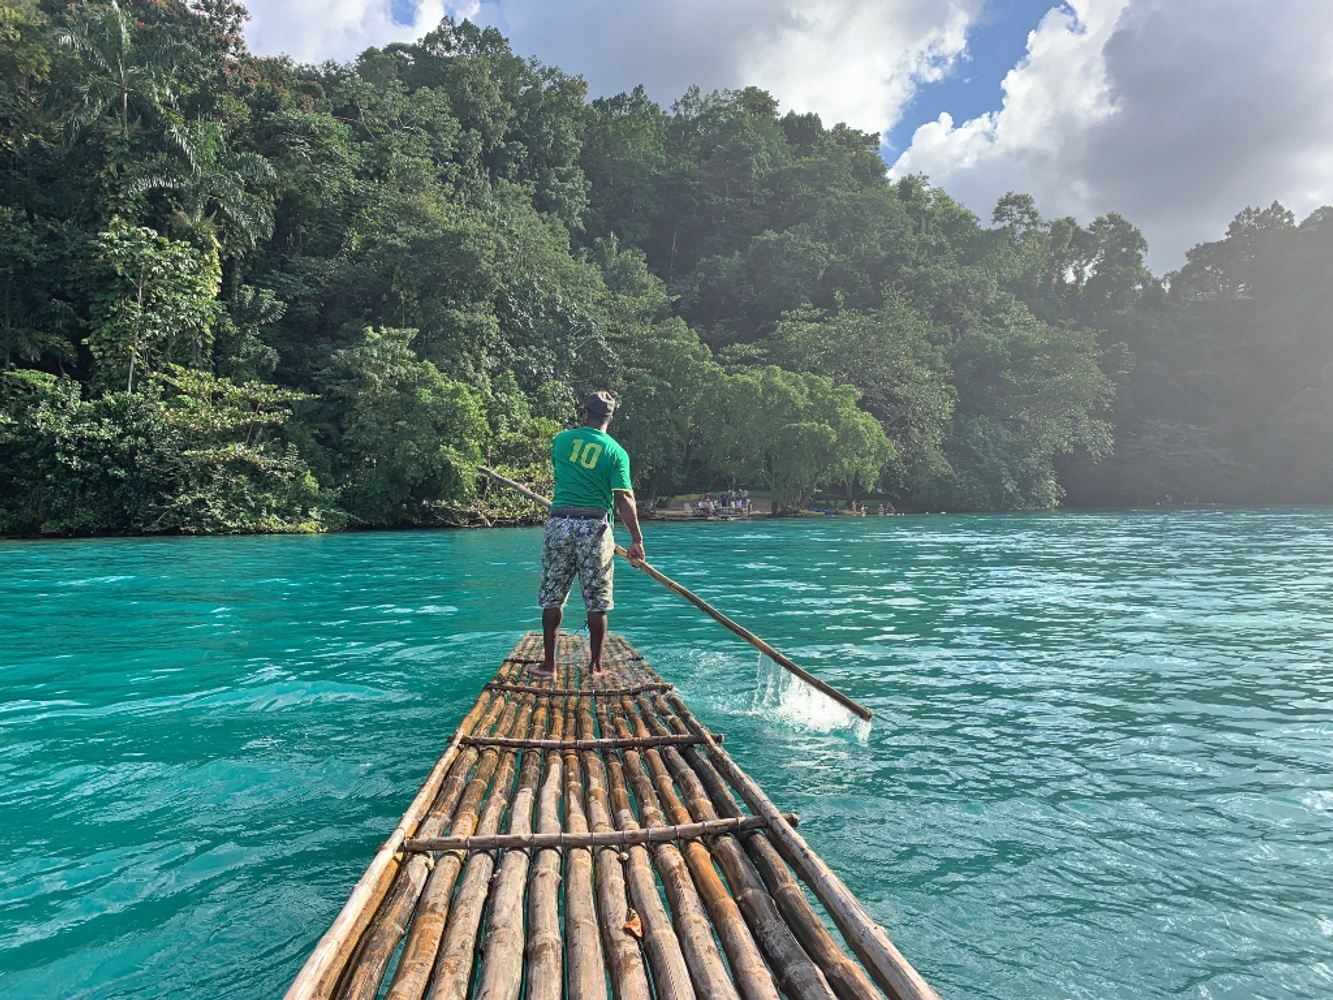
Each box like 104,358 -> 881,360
614,490 -> 645,563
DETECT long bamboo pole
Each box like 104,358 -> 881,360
460,733 -> 703,751
575,689 -> 653,1000
664,692 -> 940,1000
477,465 -> 872,722
471,698 -> 547,1000
523,637 -> 568,1000
562,688 -> 608,1000
484,682 -> 673,698
403,813 -> 793,853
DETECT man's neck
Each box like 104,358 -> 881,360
582,419 -> 610,432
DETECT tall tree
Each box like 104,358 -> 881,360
88,222 -> 221,392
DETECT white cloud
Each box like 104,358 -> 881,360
243,0 -> 985,135
243,1 -> 478,64
486,0 -> 982,135
891,0 -> 1333,271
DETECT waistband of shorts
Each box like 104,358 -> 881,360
549,506 -> 609,520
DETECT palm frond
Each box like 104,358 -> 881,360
161,115 -> 198,173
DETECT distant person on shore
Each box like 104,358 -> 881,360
535,391 -> 645,679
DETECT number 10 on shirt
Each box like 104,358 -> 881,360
569,439 -> 603,469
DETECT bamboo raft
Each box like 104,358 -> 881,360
285,632 -> 939,1000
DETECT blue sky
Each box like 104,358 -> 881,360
882,0 -> 1057,155
244,0 -> 1333,271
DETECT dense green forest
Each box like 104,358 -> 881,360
1,0 -> 1329,535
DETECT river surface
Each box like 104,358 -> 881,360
2,510 -> 1331,999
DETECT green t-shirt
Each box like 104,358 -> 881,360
550,427 -> 632,515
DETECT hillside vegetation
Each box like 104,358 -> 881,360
2,1 -> 1329,534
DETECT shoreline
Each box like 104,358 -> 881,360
2,501 -> 1324,544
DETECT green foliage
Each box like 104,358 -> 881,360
56,1 -> 191,142
766,298 -> 955,499
151,364 -> 325,533
318,327 -> 486,526
1063,202 -> 1333,505
0,366 -> 322,535
701,366 -> 893,511
0,0 -> 54,156
0,208 -> 83,365
88,221 -> 222,392
942,300 -> 1114,510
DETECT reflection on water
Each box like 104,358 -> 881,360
1,509 -> 1332,999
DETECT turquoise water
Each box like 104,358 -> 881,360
2,510 -> 1331,999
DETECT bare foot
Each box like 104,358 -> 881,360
588,661 -> 602,676
530,665 -> 556,681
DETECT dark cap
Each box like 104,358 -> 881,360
580,391 -> 617,417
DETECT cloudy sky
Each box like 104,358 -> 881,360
242,0 -> 1333,273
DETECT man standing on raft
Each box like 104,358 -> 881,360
534,391 -> 645,679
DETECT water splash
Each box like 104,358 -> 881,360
750,652 -> 872,743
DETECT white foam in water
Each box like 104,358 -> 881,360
750,653 -> 872,743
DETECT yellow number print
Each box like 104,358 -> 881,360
568,439 -> 603,469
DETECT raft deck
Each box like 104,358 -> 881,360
286,632 -> 938,1000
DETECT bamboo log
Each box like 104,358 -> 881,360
470,697 -> 548,1000
563,687 -> 608,1000
665,693 -> 940,1000
427,693 -> 538,1000
629,694 -> 839,1000
523,662 -> 565,1000
649,693 -> 883,1000
574,691 -> 652,1000
602,698 -> 781,1000
332,670 -> 515,1000
588,697 -> 695,1000
383,689 -> 534,1000
284,655 -> 517,1000
595,701 -> 741,1000
477,466 -> 872,721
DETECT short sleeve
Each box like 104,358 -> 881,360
609,447 -> 632,493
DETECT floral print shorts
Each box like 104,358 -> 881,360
538,516 -> 615,611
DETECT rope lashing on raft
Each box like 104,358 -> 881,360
402,811 -> 800,854
459,732 -> 709,751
